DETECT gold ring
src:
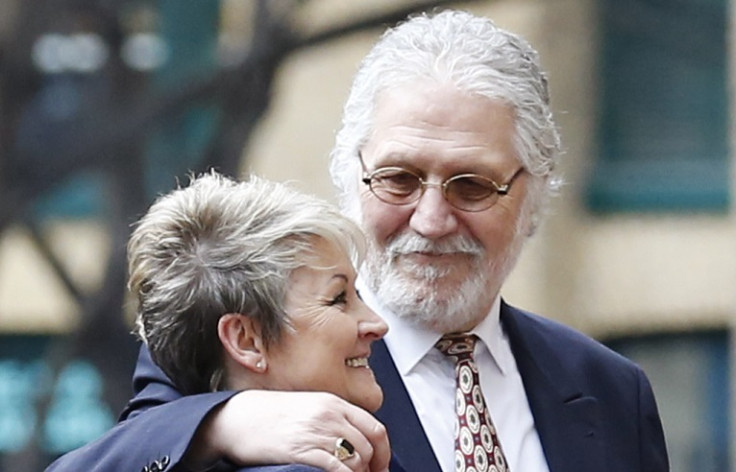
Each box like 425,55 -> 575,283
334,437 -> 355,461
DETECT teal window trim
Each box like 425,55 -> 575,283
144,0 -> 221,199
0,335 -> 116,458
588,0 -> 730,213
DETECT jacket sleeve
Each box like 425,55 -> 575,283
45,345 -> 238,472
637,369 -> 669,471
120,343 -> 183,420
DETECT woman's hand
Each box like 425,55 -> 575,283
185,390 -> 391,472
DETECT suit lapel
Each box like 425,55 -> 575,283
500,301 -> 605,472
371,339 -> 441,472
370,303 -> 606,472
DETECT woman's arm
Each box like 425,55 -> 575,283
46,345 -> 390,472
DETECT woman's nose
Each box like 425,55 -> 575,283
358,303 -> 388,340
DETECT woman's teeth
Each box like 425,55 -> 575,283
345,357 -> 369,368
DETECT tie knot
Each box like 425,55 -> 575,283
435,333 -> 477,360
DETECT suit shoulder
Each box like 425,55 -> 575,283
502,303 -> 643,375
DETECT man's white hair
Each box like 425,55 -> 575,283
329,9 -> 563,232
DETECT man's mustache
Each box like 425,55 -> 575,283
385,233 -> 484,257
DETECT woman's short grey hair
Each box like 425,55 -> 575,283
329,9 -> 562,231
128,171 -> 365,395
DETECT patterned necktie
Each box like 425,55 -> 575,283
436,333 -> 509,472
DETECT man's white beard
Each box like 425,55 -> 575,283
362,231 -> 523,333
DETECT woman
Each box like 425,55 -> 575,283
127,171 -> 390,471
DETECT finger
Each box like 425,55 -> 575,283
332,448 -> 372,472
310,397 -> 375,466
340,405 -> 390,472
341,452 -> 371,472
367,426 -> 390,472
298,448 -> 354,472
332,429 -> 370,468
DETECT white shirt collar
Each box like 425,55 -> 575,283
359,279 -> 510,376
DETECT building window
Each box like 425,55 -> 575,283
0,335 -> 115,465
588,0 -> 729,212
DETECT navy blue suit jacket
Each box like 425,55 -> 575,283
45,301 -> 668,472
373,301 -> 668,471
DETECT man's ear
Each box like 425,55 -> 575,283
217,314 -> 268,373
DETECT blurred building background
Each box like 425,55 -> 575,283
0,0 -> 732,470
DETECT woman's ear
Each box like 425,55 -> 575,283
217,314 -> 268,373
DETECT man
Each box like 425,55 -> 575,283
47,10 -> 668,472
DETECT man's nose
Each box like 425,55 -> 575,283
409,186 -> 459,239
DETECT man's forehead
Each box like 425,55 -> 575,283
363,89 -> 518,174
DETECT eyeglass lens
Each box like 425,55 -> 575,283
368,168 -> 502,211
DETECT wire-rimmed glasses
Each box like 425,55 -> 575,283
359,152 -> 524,212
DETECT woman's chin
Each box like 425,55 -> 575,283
353,385 -> 384,413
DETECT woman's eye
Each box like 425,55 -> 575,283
330,291 -> 348,306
